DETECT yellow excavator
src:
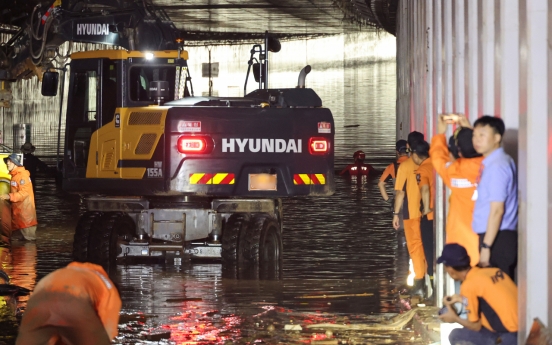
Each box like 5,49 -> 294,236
1,1 -> 335,270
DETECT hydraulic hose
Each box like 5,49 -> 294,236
31,4 -> 43,41
29,14 -> 54,63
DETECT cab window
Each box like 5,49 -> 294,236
71,70 -> 98,123
129,66 -> 177,102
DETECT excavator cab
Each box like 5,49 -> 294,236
62,50 -> 191,183
63,58 -> 118,179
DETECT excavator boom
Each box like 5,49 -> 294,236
0,0 -> 181,83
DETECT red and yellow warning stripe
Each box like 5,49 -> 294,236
190,173 -> 235,185
293,174 -> 326,185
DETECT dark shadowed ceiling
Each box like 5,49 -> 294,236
0,0 -> 398,42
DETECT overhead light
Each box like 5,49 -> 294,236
145,52 -> 154,60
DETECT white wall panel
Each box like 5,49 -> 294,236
500,0 -> 520,162
454,0 -> 466,115
468,0 -> 479,122
522,0 -> 548,340
482,0 -> 495,115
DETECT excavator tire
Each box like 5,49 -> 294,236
88,212 -> 135,267
242,215 -> 282,265
221,213 -> 249,264
72,212 -> 103,262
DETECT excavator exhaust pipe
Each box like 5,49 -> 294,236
297,65 -> 311,88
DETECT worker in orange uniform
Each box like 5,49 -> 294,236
411,140 -> 435,295
393,131 -> 427,297
430,114 -> 483,266
0,154 -> 37,241
379,140 -> 410,270
339,150 -> 376,176
378,140 -> 409,204
16,262 -> 122,345
379,139 -> 408,256
438,244 -> 518,345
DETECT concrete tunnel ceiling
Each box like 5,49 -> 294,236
0,0 -> 398,43
156,0 -> 399,42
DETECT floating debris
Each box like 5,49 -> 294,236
145,331 -> 171,341
284,324 -> 303,331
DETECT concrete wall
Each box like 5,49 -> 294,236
0,39 -> 117,160
396,0 -> 551,340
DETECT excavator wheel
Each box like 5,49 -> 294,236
88,212 -> 135,267
72,212 -> 103,262
221,213 -> 250,264
242,215 -> 282,266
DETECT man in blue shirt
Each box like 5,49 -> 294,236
472,116 -> 518,280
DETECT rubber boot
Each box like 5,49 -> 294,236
409,278 -> 426,298
20,226 -> 36,241
425,275 -> 434,301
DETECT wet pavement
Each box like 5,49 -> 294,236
0,34 -> 425,344
0,174 -> 417,344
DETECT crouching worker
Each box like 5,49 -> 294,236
437,243 -> 517,345
16,262 -> 121,345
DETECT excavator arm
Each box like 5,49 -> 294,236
0,0 -> 182,83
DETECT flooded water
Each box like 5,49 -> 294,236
0,33 -> 425,344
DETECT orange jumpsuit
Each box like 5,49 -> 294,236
8,166 -> 37,230
379,155 -> 409,182
380,155 -> 408,231
395,157 -> 426,279
430,134 -> 484,266
16,262 -> 122,345
415,158 -> 435,220
416,158 -> 435,276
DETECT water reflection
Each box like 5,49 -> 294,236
115,262 -> 415,344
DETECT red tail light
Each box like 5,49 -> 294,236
177,136 -> 212,154
309,137 -> 330,155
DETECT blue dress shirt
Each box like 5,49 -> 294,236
472,148 -> 518,234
